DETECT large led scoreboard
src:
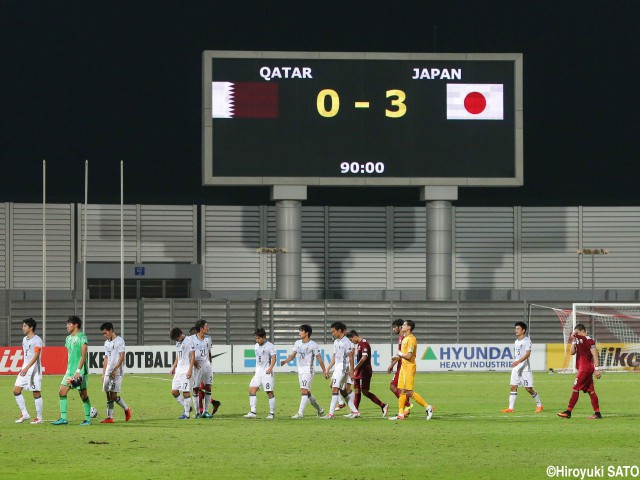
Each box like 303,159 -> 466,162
202,51 -> 523,187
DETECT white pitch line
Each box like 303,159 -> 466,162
133,376 -> 171,382
130,375 -> 238,385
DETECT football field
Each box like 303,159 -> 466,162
1,372 -> 638,479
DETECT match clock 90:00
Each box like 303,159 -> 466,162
340,162 -> 385,174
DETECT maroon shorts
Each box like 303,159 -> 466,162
391,368 -> 400,388
573,369 -> 595,392
354,375 -> 372,391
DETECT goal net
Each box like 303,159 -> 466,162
529,303 -> 640,373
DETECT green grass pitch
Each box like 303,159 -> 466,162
1,372 -> 638,479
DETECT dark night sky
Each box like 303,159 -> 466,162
2,1 -> 639,207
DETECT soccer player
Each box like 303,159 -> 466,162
500,321 -> 543,414
192,322 -> 221,417
387,318 -> 411,416
244,328 -> 277,419
52,316 -> 93,426
170,327 -> 196,419
321,321 -> 359,419
557,323 -> 603,419
389,319 -> 434,421
186,326 -> 200,415
280,324 -> 327,419
99,322 -> 131,423
13,318 -> 44,424
346,329 -> 388,416
192,320 -> 215,418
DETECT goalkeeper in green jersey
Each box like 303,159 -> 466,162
52,316 -> 93,426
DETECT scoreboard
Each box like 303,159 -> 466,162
202,51 -> 523,187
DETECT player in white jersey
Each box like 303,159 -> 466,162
280,324 -> 328,418
170,327 -> 196,419
99,322 -> 131,423
321,321 -> 359,419
186,326 -> 199,414
244,328 -> 277,419
191,320 -> 215,418
13,318 -> 44,424
501,321 -> 544,413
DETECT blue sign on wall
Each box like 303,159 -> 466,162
134,266 -> 145,276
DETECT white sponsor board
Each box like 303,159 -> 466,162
418,343 -> 546,372
83,343 -> 545,374
232,343 -> 392,374
87,345 -> 232,374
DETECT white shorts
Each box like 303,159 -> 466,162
102,374 -> 124,393
249,371 -> 275,391
14,370 -> 42,391
330,369 -> 349,390
298,371 -> 315,390
510,366 -> 534,388
172,372 -> 192,392
191,363 -> 213,387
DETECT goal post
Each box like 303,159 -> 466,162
528,303 -> 640,373
527,303 -> 575,373
571,303 -> 640,372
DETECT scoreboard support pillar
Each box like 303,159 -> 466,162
271,186 -> 307,299
422,187 -> 458,301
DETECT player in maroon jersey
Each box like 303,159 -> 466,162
557,323 -> 602,419
387,319 -> 412,415
346,330 -> 389,417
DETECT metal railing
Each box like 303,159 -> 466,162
3,298 -> 571,347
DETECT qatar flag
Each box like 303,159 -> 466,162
211,82 -> 279,118
446,84 -> 503,120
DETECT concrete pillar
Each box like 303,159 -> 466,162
271,186 -> 307,299
421,187 -> 458,300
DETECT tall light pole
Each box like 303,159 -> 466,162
577,248 -> 609,303
257,247 -> 287,336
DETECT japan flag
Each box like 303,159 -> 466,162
211,82 -> 279,118
446,84 -> 503,120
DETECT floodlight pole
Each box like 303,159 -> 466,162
42,160 -> 47,345
120,161 -> 125,339
82,160 -> 88,324
577,248 -> 609,303
256,247 -> 287,296
256,247 -> 287,335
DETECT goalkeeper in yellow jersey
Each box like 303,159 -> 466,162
389,319 -> 434,421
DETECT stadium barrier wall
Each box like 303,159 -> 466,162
546,342 -> 640,371
5,343 -> 633,375
0,346 -> 67,375
0,343 -> 546,374
229,343 -> 546,373
5,298 -> 563,347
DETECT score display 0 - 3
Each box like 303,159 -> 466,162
202,51 -> 523,187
